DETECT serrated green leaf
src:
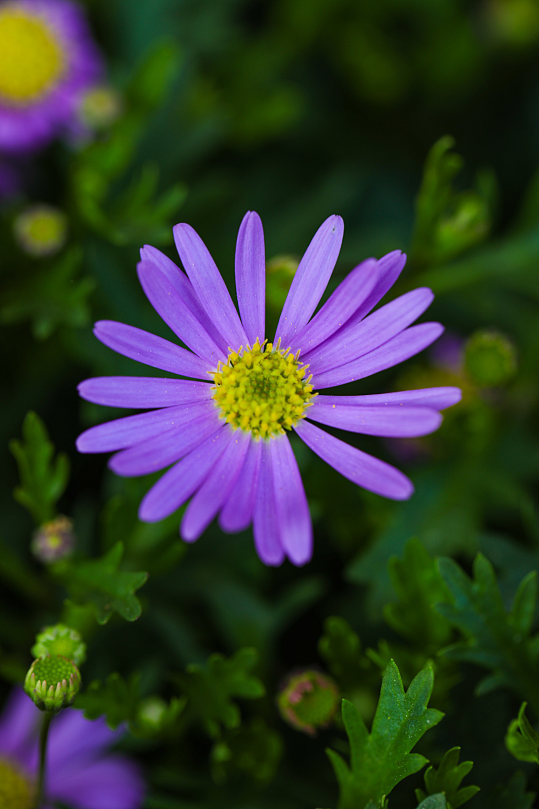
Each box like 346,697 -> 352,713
416,796 -> 448,809
9,412 -> 69,524
62,542 -> 148,624
75,672 -> 141,729
318,616 -> 362,689
506,702 -> 539,764
437,555 -> 539,707
327,660 -> 443,809
385,538 -> 453,649
415,747 -> 479,808
180,647 -> 265,737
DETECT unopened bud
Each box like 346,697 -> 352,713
14,205 -> 67,257
32,516 -> 75,563
32,624 -> 86,666
464,329 -> 517,387
24,656 -> 81,712
277,669 -> 339,735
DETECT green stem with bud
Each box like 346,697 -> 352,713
35,711 -> 53,809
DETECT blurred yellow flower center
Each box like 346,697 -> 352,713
0,758 -> 34,809
0,8 -> 64,104
14,206 -> 67,257
212,340 -> 314,439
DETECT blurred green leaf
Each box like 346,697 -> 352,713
9,412 -> 69,524
416,797 -> 448,809
318,616 -> 363,690
76,672 -> 141,729
385,538 -> 453,649
210,718 -> 283,785
62,542 -> 148,624
415,747 -> 479,808
326,660 -> 443,809
437,555 -> 539,709
506,702 -> 539,764
180,647 -> 265,737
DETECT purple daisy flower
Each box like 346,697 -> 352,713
0,688 -> 144,808
76,213 -> 461,566
0,0 -> 102,153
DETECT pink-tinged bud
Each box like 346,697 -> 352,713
277,669 -> 339,735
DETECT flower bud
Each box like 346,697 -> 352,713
31,516 -> 75,563
32,624 -> 86,666
24,655 -> 81,712
277,669 -> 339,735
464,329 -> 517,387
14,204 -> 67,257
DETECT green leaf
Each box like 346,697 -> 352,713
76,673 -> 141,729
411,136 -> 494,267
318,616 -> 363,689
506,702 -> 539,764
326,660 -> 444,809
9,412 -> 69,524
415,747 -> 479,808
62,542 -> 148,624
416,796 -> 448,809
437,555 -> 539,708
385,538 -> 453,649
180,648 -> 265,737
490,772 -> 536,809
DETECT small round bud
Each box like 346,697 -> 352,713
32,624 -> 86,666
31,516 -> 75,563
14,204 -> 67,257
464,329 -> 517,387
79,84 -> 122,130
277,669 -> 339,735
24,655 -> 81,712
137,696 -> 168,733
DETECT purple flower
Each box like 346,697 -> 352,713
0,688 -> 145,808
76,213 -> 461,566
0,0 -> 102,153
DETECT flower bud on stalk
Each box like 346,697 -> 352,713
24,655 -> 81,712
32,624 -> 86,666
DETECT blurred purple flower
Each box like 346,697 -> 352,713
0,0 -> 102,153
77,212 -> 461,566
0,688 -> 145,808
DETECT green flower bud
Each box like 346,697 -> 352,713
31,515 -> 75,563
277,669 -> 339,735
24,656 -> 81,712
464,329 -> 517,387
14,204 -> 67,257
32,624 -> 86,666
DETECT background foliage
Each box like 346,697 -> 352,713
2,0 -> 539,807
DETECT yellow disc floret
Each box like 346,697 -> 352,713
0,758 -> 34,809
212,339 -> 315,440
0,8 -> 64,105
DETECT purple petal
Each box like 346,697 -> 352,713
181,431 -> 250,541
291,258 -> 378,353
276,215 -> 344,344
307,402 -> 442,437
109,407 -> 221,477
48,755 -> 145,809
76,404 -> 209,453
140,245 -> 229,352
294,419 -> 413,500
235,211 -> 265,344
253,442 -> 285,566
219,439 -> 263,533
78,377 -> 212,408
269,435 -> 313,565
316,387 -> 462,410
312,322 -> 444,389
305,287 -> 434,374
173,223 -> 248,348
46,711 -> 123,769
138,425 -> 230,522
346,250 -> 407,327
94,320 -> 212,379
0,689 -> 38,760
137,261 -> 225,364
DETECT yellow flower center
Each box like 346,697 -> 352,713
15,206 -> 67,256
212,339 -> 315,439
0,758 -> 34,809
0,8 -> 64,105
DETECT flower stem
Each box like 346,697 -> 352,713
35,711 -> 54,809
